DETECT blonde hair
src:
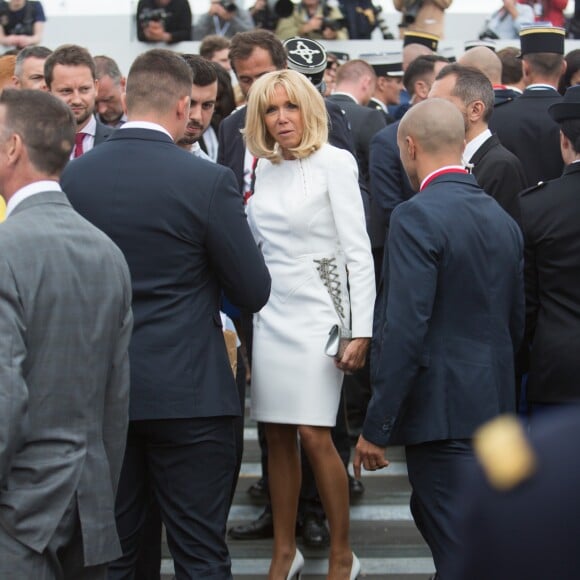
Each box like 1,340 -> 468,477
244,69 -> 328,164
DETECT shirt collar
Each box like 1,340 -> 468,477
120,121 -> 173,141
526,83 -> 558,92
80,114 -> 97,137
6,180 -> 62,217
463,129 -> 492,165
420,165 -> 467,192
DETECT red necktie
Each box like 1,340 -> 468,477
73,132 -> 87,159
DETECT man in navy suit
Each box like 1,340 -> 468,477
62,49 -> 271,580
354,98 -> 524,578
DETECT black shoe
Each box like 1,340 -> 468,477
228,510 -> 273,540
349,475 -> 364,500
301,514 -> 330,548
247,477 -> 268,499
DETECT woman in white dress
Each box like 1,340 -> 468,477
245,69 -> 375,580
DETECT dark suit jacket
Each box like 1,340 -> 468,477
489,88 -> 563,185
493,87 -> 520,108
62,128 -> 271,421
327,93 -> 387,186
520,162 -> 580,403
470,133 -> 527,224
363,172 -> 524,447
368,120 -> 414,251
218,100 -> 356,195
94,117 -> 114,146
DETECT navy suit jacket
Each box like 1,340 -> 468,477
327,93 -> 386,187
363,172 -> 524,447
62,128 -> 271,421
368,120 -> 415,250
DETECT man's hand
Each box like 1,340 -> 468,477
335,337 -> 369,374
143,21 -> 169,42
209,2 -> 234,21
301,15 -> 323,34
353,434 -> 389,479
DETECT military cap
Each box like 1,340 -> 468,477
360,52 -> 404,77
519,25 -> 565,56
283,37 -> 327,87
403,30 -> 439,51
549,84 -> 580,122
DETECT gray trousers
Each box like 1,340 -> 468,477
0,497 -> 107,580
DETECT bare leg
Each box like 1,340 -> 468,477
299,425 -> 353,579
266,423 -> 301,580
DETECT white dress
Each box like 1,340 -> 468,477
247,144 -> 375,426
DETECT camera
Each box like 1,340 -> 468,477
320,17 -> 346,32
479,27 -> 499,40
373,5 -> 394,40
219,0 -> 238,12
139,7 -> 169,26
402,0 -> 424,26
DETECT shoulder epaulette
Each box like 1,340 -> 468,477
474,415 -> 537,491
520,180 -> 547,197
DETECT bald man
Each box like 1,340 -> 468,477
459,46 -> 521,107
354,99 -> 524,578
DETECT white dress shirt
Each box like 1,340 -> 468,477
6,180 -> 62,217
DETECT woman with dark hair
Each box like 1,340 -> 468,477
559,48 -> 580,94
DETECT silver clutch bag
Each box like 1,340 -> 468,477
324,324 -> 352,360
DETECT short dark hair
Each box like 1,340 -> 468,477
14,46 -> 52,78
44,45 -> 96,88
125,49 -> 192,115
181,54 -> 218,87
229,30 -> 286,72
94,55 -> 123,84
199,35 -> 230,60
403,54 -> 447,97
211,62 -> 236,126
0,89 -> 75,175
560,49 -> 580,94
560,119 -> 580,153
523,52 -> 564,78
497,47 -> 522,86
436,63 -> 495,123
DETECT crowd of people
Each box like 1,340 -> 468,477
2,2 -> 580,580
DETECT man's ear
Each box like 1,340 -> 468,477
468,99 -> 485,123
176,94 -> 190,120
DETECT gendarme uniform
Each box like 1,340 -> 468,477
489,26 -> 565,185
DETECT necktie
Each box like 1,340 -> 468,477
73,132 -> 87,159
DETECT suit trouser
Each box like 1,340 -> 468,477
108,417 -> 236,580
0,496 -> 107,580
405,439 -> 474,578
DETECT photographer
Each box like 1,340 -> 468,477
393,0 -> 452,38
0,0 -> 45,49
481,0 -> 535,40
136,0 -> 192,44
194,0 -> 254,41
275,0 -> 349,41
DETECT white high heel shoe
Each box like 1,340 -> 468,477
350,553 -> 361,580
286,548 -> 304,580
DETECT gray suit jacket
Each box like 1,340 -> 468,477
0,191 -> 133,566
